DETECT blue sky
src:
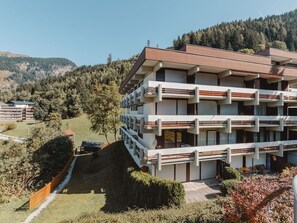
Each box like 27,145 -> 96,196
1,1 -> 297,66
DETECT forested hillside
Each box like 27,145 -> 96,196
0,56 -> 137,120
0,55 -> 76,88
173,9 -> 297,52
2,9 -> 297,120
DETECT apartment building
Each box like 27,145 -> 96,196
119,45 -> 297,182
0,100 -> 34,120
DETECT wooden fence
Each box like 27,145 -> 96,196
29,151 -> 75,210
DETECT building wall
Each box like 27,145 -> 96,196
190,163 -> 200,181
230,156 -> 243,169
155,165 -> 174,180
176,163 -> 187,182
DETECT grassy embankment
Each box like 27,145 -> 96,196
0,114 -> 113,146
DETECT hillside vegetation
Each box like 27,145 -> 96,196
0,55 -> 76,88
173,9 -> 297,52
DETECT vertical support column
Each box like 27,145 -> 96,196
133,142 -> 137,155
227,147 -> 232,164
279,92 -> 284,107
279,144 -> 284,157
157,153 -> 162,171
255,90 -> 260,105
226,118 -> 232,133
194,118 -> 199,134
254,147 -> 260,160
158,84 -> 163,102
157,118 -> 162,136
189,87 -> 199,104
194,150 -> 200,166
279,118 -> 284,132
255,118 -> 260,132
140,86 -> 145,103
134,91 -> 138,104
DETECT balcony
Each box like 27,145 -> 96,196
120,81 -> 297,108
121,114 -> 297,134
145,140 -> 297,170
120,127 -> 297,170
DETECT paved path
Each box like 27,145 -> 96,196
183,179 -> 221,203
0,133 -> 28,143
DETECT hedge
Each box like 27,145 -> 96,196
123,167 -> 185,209
222,166 -> 242,180
220,179 -> 241,195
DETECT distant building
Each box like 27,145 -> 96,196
0,100 -> 34,120
120,45 -> 297,182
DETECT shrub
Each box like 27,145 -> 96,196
123,167 -> 185,209
5,123 -> 17,131
220,179 -> 240,195
222,166 -> 241,180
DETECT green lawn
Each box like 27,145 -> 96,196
0,115 -> 114,146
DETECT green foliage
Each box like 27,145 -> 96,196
10,56 -> 136,120
123,167 -> 185,209
222,166 -> 242,180
220,179 -> 240,196
86,81 -> 123,143
173,9 -> 297,52
269,40 -> 288,50
0,122 -> 73,203
5,123 -> 16,131
46,112 -> 62,131
239,48 -> 255,55
61,201 -> 223,223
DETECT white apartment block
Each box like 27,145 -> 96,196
119,45 -> 297,182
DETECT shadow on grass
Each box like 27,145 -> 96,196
59,141 -> 137,213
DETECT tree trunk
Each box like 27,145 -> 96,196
105,134 -> 110,144
114,128 -> 117,142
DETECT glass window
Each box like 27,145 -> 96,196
164,130 -> 175,148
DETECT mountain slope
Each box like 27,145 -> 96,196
173,9 -> 297,52
0,55 -> 76,88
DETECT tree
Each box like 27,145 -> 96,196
107,53 -> 112,65
46,112 -> 62,132
86,81 -> 123,143
239,48 -> 255,55
269,40 -> 288,50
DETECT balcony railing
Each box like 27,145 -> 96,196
120,127 -> 297,170
121,114 -> 297,134
145,140 -> 297,169
120,81 -> 297,108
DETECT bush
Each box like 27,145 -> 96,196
5,123 -> 16,131
220,179 -> 240,195
222,166 -> 241,180
123,167 -> 185,209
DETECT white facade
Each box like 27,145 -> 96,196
120,45 -> 297,182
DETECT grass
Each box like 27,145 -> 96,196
30,141 -> 138,223
28,141 -> 223,223
0,198 -> 32,223
0,115 -> 114,146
